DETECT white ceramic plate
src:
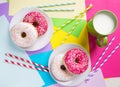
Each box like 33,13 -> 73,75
48,43 -> 91,86
9,7 -> 53,51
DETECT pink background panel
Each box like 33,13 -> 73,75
85,0 -> 120,78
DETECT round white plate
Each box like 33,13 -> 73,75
48,43 -> 91,86
9,7 -> 53,51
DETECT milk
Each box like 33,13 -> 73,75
93,12 -> 115,35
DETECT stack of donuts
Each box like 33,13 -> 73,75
10,11 -> 48,48
50,48 -> 89,82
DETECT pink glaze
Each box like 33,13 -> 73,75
64,48 -> 89,74
23,11 -> 48,36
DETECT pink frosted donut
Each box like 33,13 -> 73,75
10,22 -> 38,48
23,11 -> 48,36
50,54 -> 74,82
64,48 -> 89,74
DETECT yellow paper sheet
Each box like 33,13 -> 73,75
9,0 -> 86,19
50,24 -> 89,53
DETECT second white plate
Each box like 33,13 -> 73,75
48,43 -> 91,86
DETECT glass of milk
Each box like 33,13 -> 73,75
87,10 -> 118,47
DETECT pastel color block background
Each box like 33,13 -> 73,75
0,0 -> 120,87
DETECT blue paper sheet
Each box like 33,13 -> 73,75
30,50 -> 56,87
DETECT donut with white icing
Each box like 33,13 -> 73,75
50,54 -> 74,82
10,22 -> 38,48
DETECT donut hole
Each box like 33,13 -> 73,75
33,21 -> 39,27
21,32 -> 27,38
75,58 -> 80,63
60,65 -> 66,71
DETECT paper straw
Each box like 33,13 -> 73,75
43,8 -> 74,12
4,59 -> 48,72
61,19 -> 81,44
85,69 -> 98,83
85,43 -> 120,83
37,2 -> 76,8
98,43 -> 120,69
56,4 -> 92,31
92,36 -> 116,70
58,4 -> 92,44
5,53 -> 49,72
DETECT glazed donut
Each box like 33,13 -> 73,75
50,54 -> 74,82
23,11 -> 48,36
64,48 -> 89,74
10,22 -> 38,48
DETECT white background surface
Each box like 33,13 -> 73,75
105,78 -> 120,87
0,0 -> 7,3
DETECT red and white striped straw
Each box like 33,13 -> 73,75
5,53 -> 49,72
4,59 -> 38,70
